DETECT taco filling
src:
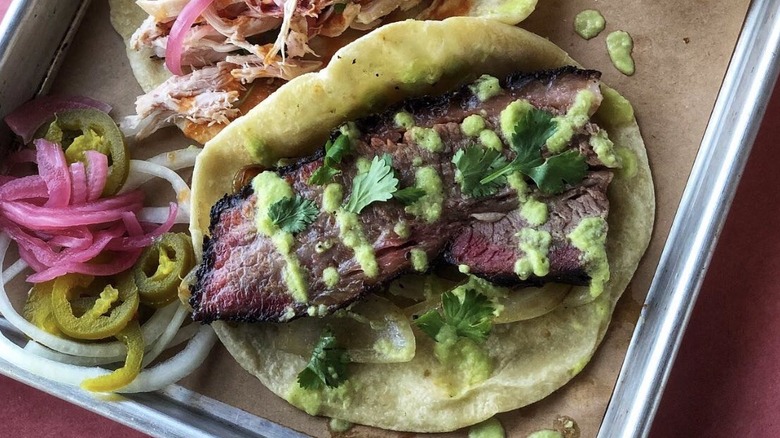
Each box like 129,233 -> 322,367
186,17 -> 654,433
110,0 -> 538,142
189,66 -> 620,323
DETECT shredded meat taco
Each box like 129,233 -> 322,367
109,0 -> 538,143
185,17 -> 654,433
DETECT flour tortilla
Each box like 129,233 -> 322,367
108,0 -> 539,143
188,18 -> 654,433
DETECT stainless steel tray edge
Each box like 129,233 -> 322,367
0,319 -> 306,438
1,0 -> 778,437
0,0 -> 91,146
598,0 -> 780,436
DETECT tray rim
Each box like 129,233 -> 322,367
598,0 -> 780,436
1,0 -> 778,437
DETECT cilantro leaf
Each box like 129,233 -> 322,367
415,289 -> 495,344
478,108 -> 587,194
393,187 -> 426,205
453,146 -> 509,198
480,108 -> 553,185
415,310 -> 446,341
267,195 -> 318,233
297,329 -> 350,390
343,154 -> 398,214
526,149 -> 588,194
308,165 -> 339,186
511,108 -> 557,162
308,134 -> 352,185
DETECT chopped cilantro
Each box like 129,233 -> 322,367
309,165 -> 339,185
415,289 -> 495,344
343,154 -> 398,214
297,329 -> 350,390
452,146 -> 509,198
309,134 -> 352,185
526,149 -> 588,194
267,195 -> 318,234
393,187 -> 426,205
511,108 -> 557,163
478,108 -> 587,194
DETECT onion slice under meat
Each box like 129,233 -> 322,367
259,295 -> 416,364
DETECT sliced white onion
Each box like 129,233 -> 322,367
262,295 -> 416,364
493,283 -> 571,324
561,285 -> 600,307
24,341 -> 123,367
119,160 -> 191,220
1,258 -> 28,283
23,309 -> 198,367
167,322 -> 199,347
118,326 -> 216,393
2,322 -> 216,393
398,275 -> 569,324
139,206 -> 189,224
0,328 -> 108,385
121,147 -> 201,190
142,303 -> 189,367
0,237 -> 179,358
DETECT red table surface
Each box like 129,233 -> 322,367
2,4 -> 780,438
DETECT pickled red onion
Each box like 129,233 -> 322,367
1,197 -> 145,229
69,162 -> 87,205
84,150 -> 108,202
165,0 -> 217,75
0,141 -> 176,283
0,175 -> 47,201
48,227 -> 93,250
36,139 -> 70,208
26,249 -> 143,283
4,95 -> 111,144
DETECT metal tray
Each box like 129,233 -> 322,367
1,0 -> 779,437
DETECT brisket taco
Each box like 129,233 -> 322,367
185,17 -> 654,433
108,0 -> 538,143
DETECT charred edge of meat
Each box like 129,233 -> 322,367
276,147 -> 326,177
190,183 -> 255,322
354,65 -> 601,131
270,67 -> 603,179
505,65 -> 601,90
190,235 -> 216,322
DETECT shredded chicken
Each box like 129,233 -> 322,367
123,63 -> 242,139
127,0 -> 413,140
227,54 -> 321,82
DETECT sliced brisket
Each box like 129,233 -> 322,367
190,67 -> 614,323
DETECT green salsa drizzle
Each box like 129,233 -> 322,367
574,10 -> 606,40
336,210 -> 379,278
514,228 -> 552,280
606,31 -> 636,76
252,172 -> 309,307
568,217 -> 610,298
468,75 -> 503,101
405,166 -> 444,223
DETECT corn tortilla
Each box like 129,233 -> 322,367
189,18 -> 654,433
